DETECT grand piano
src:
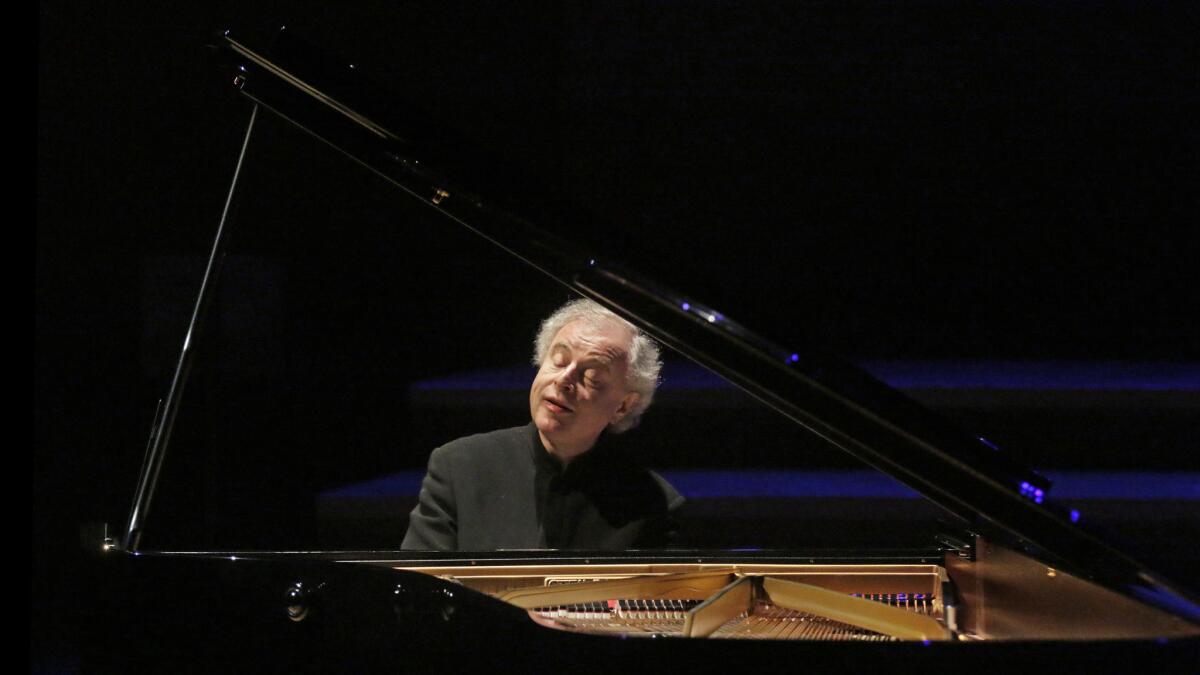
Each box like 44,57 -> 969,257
79,24 -> 1199,671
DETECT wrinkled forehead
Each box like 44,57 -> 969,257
550,318 -> 633,366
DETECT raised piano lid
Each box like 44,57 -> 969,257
123,23 -> 1197,631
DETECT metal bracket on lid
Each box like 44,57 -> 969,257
936,532 -> 976,561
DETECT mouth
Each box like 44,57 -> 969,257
543,396 -> 574,413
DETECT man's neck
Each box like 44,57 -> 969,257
537,430 -> 596,467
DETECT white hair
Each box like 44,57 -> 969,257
532,298 -> 662,433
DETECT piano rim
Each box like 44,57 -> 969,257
106,541 -> 1200,642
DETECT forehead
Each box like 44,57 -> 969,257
549,319 -> 632,363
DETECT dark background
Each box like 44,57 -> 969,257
37,0 -> 1198,667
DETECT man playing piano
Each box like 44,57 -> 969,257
402,298 -> 684,551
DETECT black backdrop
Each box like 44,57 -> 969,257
36,0 -> 1198,666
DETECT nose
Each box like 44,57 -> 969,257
555,363 -> 578,391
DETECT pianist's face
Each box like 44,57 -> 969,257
529,319 -> 640,459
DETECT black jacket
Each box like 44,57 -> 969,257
401,424 -> 684,551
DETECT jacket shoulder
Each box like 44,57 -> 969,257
431,425 -> 531,464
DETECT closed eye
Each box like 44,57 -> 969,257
550,347 -> 569,367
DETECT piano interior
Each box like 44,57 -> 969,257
398,539 -> 1200,642
400,563 -> 952,641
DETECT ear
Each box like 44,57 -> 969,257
611,392 -> 640,423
